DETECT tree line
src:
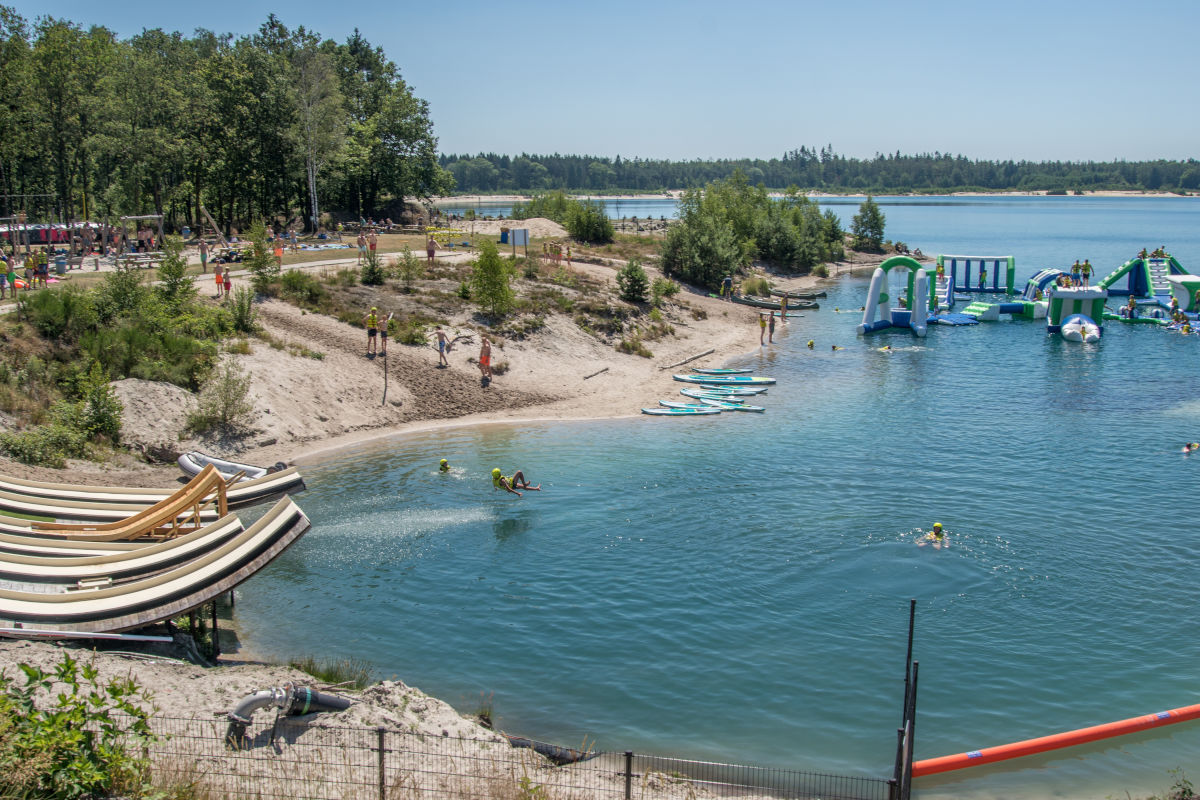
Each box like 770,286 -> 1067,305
0,9 -> 452,234
440,146 -> 1200,195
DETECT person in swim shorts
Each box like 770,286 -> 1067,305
434,325 -> 449,367
492,468 -> 540,497
478,335 -> 492,381
378,311 -> 393,355
222,271 -> 232,298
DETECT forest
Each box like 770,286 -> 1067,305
440,147 -> 1200,195
0,9 -> 452,233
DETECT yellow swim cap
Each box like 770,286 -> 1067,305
440,459 -> 448,466
933,522 -> 942,529
492,468 -> 501,477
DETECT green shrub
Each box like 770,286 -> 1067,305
231,287 -> 257,334
616,335 -> 652,357
457,281 -> 471,299
812,264 -> 829,278
396,320 -> 427,345
187,358 -> 254,434
0,423 -> 87,468
155,236 -> 196,307
0,652 -> 159,799
360,249 -> 386,286
651,277 -> 679,307
279,270 -> 324,305
78,362 -> 122,442
616,259 -> 649,303
470,240 -> 515,318
566,200 -> 614,244
741,276 -> 770,296
245,221 -> 281,294
395,246 -> 423,291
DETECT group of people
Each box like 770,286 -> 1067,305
438,458 -> 540,498
356,230 -> 379,265
1068,259 -> 1094,287
362,313 -> 494,384
0,248 -> 51,298
542,241 -> 570,266
758,310 -> 785,344
1138,246 -> 1169,260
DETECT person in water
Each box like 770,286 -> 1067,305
439,459 -> 450,472
920,522 -> 946,548
1183,443 -> 1200,453
492,468 -> 540,497
807,339 -> 814,349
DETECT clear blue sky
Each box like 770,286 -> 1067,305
16,0 -> 1200,162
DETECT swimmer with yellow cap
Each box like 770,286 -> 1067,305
807,340 -> 814,349
439,459 -> 450,472
492,467 -> 540,497
920,522 -> 946,548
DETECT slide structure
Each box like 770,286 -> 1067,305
857,256 -> 930,337
1098,255 -> 1189,302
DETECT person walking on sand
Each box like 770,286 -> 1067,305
222,270 -> 232,299
434,325 -> 450,367
364,307 -> 379,356
768,310 -> 776,343
367,229 -> 378,257
759,313 -> 767,345
722,274 -> 733,300
426,235 -> 437,266
479,335 -> 492,382
199,239 -> 208,274
780,292 -> 789,321
357,232 -> 367,265
213,261 -> 224,298
379,312 -> 393,355
492,468 -> 540,497
273,240 -> 284,268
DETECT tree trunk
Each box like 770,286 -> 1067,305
306,154 -> 319,233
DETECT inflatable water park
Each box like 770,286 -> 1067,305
856,247 -> 1198,342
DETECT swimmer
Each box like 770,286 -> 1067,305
831,345 -> 844,351
919,522 -> 946,548
1184,323 -> 1193,335
492,468 -> 540,497
878,345 -> 892,352
1183,443 -> 1200,453
439,459 -> 450,472
807,340 -> 814,349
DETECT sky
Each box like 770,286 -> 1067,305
15,0 -> 1200,163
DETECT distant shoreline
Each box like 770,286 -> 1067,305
433,189 -> 1194,205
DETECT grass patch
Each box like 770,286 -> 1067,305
289,655 -> 374,689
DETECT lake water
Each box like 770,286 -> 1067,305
236,197 -> 1200,799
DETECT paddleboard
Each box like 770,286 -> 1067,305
690,368 -> 752,375
699,398 -> 765,412
680,388 -> 745,402
674,374 -> 775,385
642,406 -> 721,416
696,384 -> 768,395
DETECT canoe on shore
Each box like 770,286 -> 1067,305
673,374 -> 776,386
770,289 -> 826,299
690,368 -> 752,375
642,406 -> 721,416
730,294 -> 819,310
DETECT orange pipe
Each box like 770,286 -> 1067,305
913,702 -> 1200,778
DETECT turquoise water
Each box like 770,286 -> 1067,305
236,198 -> 1200,799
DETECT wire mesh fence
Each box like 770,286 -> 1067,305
144,714 -> 893,800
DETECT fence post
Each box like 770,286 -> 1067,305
624,751 -> 633,800
376,726 -> 387,800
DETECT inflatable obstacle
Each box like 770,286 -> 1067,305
1047,286 -> 1106,341
1098,254 -> 1189,302
934,255 -> 1016,309
857,256 -> 930,337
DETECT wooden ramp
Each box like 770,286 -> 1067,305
0,497 -> 310,633
30,464 -> 229,541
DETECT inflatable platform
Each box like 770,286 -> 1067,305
857,256 -> 931,337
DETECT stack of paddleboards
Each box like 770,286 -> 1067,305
642,369 -> 773,416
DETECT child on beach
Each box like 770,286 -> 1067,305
379,312 -> 393,355
768,311 -> 776,343
492,468 -> 540,497
478,335 -> 492,383
223,271 -> 232,299
434,326 -> 450,367
758,313 -> 766,345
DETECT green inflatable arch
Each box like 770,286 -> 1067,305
878,255 -> 926,306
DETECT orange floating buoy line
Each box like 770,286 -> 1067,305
913,702 -> 1200,778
